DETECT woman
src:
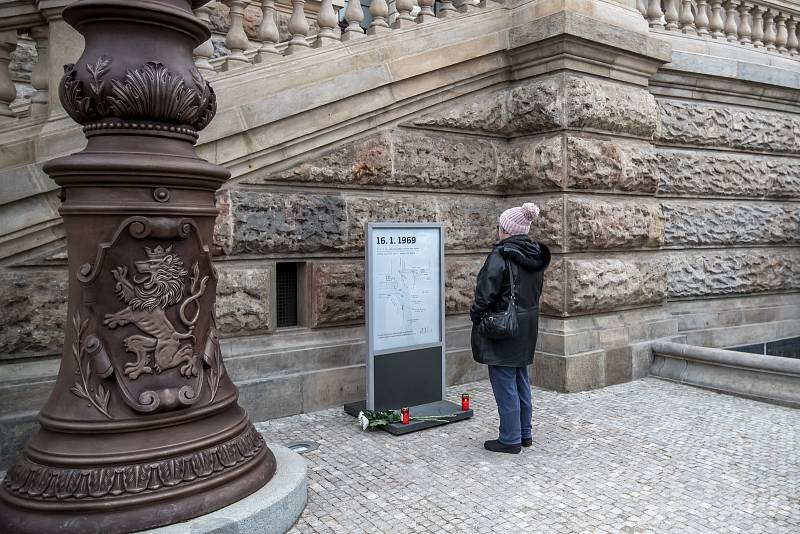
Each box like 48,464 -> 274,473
470,202 -> 550,454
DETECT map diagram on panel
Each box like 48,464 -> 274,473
370,227 -> 441,353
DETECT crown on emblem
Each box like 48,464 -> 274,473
144,245 -> 172,259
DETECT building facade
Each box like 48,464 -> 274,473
1,0 -> 799,468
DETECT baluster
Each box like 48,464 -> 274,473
646,0 -> 664,28
763,8 -> 776,50
341,0 -> 366,41
368,0 -> 391,34
458,0 -> 480,14
438,0 -> 458,18
29,25 -> 49,119
194,2 -> 216,76
417,0 -> 436,21
751,6 -> 764,46
679,0 -> 695,34
315,0 -> 341,47
258,0 -> 282,59
393,0 -> 418,28
775,13 -> 788,53
738,2 -> 752,44
665,0 -> 680,30
696,0 -> 710,35
0,30 -> 17,122
225,0 -> 251,69
788,16 -> 799,55
723,1 -> 738,41
636,0 -> 647,17
708,0 -> 725,38
286,0 -> 310,54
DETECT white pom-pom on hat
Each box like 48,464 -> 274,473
521,202 -> 540,221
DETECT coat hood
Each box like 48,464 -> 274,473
496,235 -> 550,272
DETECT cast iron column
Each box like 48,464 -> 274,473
0,1 -> 276,532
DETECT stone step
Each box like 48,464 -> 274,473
683,319 -> 800,350
0,378 -> 55,417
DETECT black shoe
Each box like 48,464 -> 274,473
484,439 -> 521,454
522,437 -> 533,447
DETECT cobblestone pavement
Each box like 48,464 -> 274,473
255,378 -> 800,534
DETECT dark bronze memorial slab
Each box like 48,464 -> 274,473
344,400 -> 473,435
373,346 -> 443,409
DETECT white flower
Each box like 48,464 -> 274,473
357,411 -> 369,431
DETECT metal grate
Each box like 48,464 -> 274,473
276,262 -> 298,328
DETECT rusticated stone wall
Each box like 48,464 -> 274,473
216,189 -> 500,255
309,262 -> 365,328
412,73 -> 660,138
667,250 -> 800,299
655,98 -> 800,304
0,264 -> 273,360
0,270 -> 67,358
210,71 -> 676,338
241,129 -> 563,193
655,149 -> 800,198
202,69 -> 681,394
9,71 -> 797,392
662,202 -> 800,247
657,100 -> 800,153
543,257 -> 668,316
401,72 -> 669,330
216,266 -> 273,335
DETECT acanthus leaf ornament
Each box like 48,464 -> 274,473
58,56 -> 216,132
86,55 -> 112,114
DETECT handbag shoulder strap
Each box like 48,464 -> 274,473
506,259 -> 516,302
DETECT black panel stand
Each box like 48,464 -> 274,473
344,400 -> 473,435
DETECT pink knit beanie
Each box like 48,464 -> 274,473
499,202 -> 540,236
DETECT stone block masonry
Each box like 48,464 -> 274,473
0,270 -> 67,359
412,73 -> 660,139
217,58 -> 681,398
657,100 -> 800,154
240,128 -> 564,194
205,44 -> 696,396
3,0 -> 800,466
656,149 -> 800,199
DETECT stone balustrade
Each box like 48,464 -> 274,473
1,0 -> 796,126
640,0 -> 800,55
195,0 -> 493,74
0,0 -> 500,118
0,24 -> 48,121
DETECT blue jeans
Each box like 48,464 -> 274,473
487,365 -> 532,445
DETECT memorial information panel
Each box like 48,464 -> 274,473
369,226 -> 442,353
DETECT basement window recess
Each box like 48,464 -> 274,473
276,262 -> 302,328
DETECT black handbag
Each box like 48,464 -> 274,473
478,260 -> 519,339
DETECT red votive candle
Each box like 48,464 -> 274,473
400,407 -> 410,425
461,393 -> 470,411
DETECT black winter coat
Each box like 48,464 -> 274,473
470,235 -> 551,367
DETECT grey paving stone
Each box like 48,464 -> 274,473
254,378 -> 800,533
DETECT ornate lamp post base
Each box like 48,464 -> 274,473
0,1 -> 276,532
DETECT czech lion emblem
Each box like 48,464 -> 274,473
104,245 -> 208,380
